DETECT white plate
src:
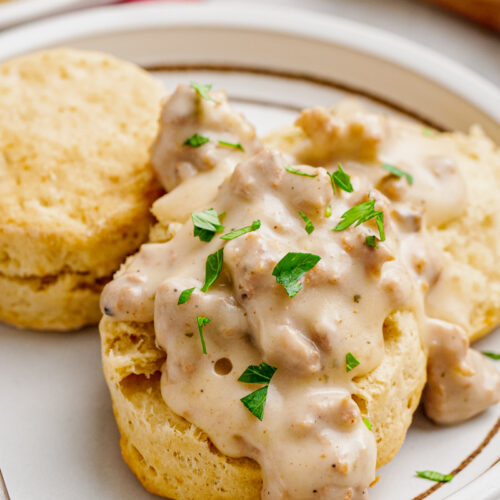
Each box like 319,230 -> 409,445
0,3 -> 499,500
0,0 -> 113,30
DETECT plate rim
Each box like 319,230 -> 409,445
0,3 -> 498,498
0,0 -> 87,29
0,1 -> 498,127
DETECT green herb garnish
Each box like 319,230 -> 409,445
183,133 -> 210,148
376,212 -> 385,241
272,252 -> 321,297
333,200 -> 385,241
190,82 -> 215,102
346,352 -> 360,372
220,220 -> 261,240
325,205 -> 332,218
238,362 -> 277,384
482,351 -> 500,360
365,235 -> 378,248
285,165 -> 318,178
197,316 -> 210,354
201,248 -> 224,292
363,418 -> 372,431
298,211 -> 314,234
240,386 -> 269,421
381,163 -> 413,185
239,362 -> 277,420
416,471 -> 453,483
331,163 -> 353,193
218,140 -> 244,151
178,288 -> 195,305
192,208 -> 225,242
423,128 -> 435,137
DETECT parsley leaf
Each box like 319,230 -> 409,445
381,163 -> 413,185
192,209 -> 225,242
201,248 -> 224,292
238,362 -> 277,384
325,205 -> 332,218
376,211 -> 385,241
197,316 -> 210,354
272,252 -> 321,297
423,128 -> 435,137
183,133 -> 210,148
332,163 -> 353,193
482,351 -> 500,360
218,140 -> 245,151
346,352 -> 360,372
365,235 -> 378,248
416,471 -> 453,483
240,386 -> 269,421
178,288 -> 195,305
220,220 -> 261,240
363,418 -> 372,431
333,200 -> 385,241
190,82 -> 215,102
285,165 -> 318,178
239,363 -> 277,421
298,211 -> 314,234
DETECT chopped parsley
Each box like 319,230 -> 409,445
218,140 -> 245,151
416,470 -> 453,483
330,163 -> 353,193
190,82 -> 215,102
365,235 -> 378,248
239,362 -> 277,420
240,386 -> 270,421
325,205 -> 332,218
285,165 -> 318,178
376,212 -> 385,241
192,209 -> 225,242
196,316 -> 210,354
381,163 -> 413,185
201,248 -> 224,292
272,252 -> 321,297
238,362 -> 277,384
346,352 -> 360,372
183,133 -> 210,148
298,211 -> 315,234
423,128 -> 435,137
333,200 -> 385,241
482,351 -> 500,360
178,288 -> 195,305
363,418 -> 372,431
220,220 -> 261,240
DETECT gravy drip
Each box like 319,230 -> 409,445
101,91 -> 500,499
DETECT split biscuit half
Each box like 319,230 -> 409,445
0,49 -> 165,330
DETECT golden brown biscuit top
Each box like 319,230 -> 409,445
0,49 -> 165,276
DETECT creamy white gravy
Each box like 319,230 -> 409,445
101,86 -> 500,499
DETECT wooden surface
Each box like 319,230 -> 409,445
427,0 -> 500,31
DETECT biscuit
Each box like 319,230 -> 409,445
100,102 -> 500,498
0,49 -> 165,330
100,310 -> 425,499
